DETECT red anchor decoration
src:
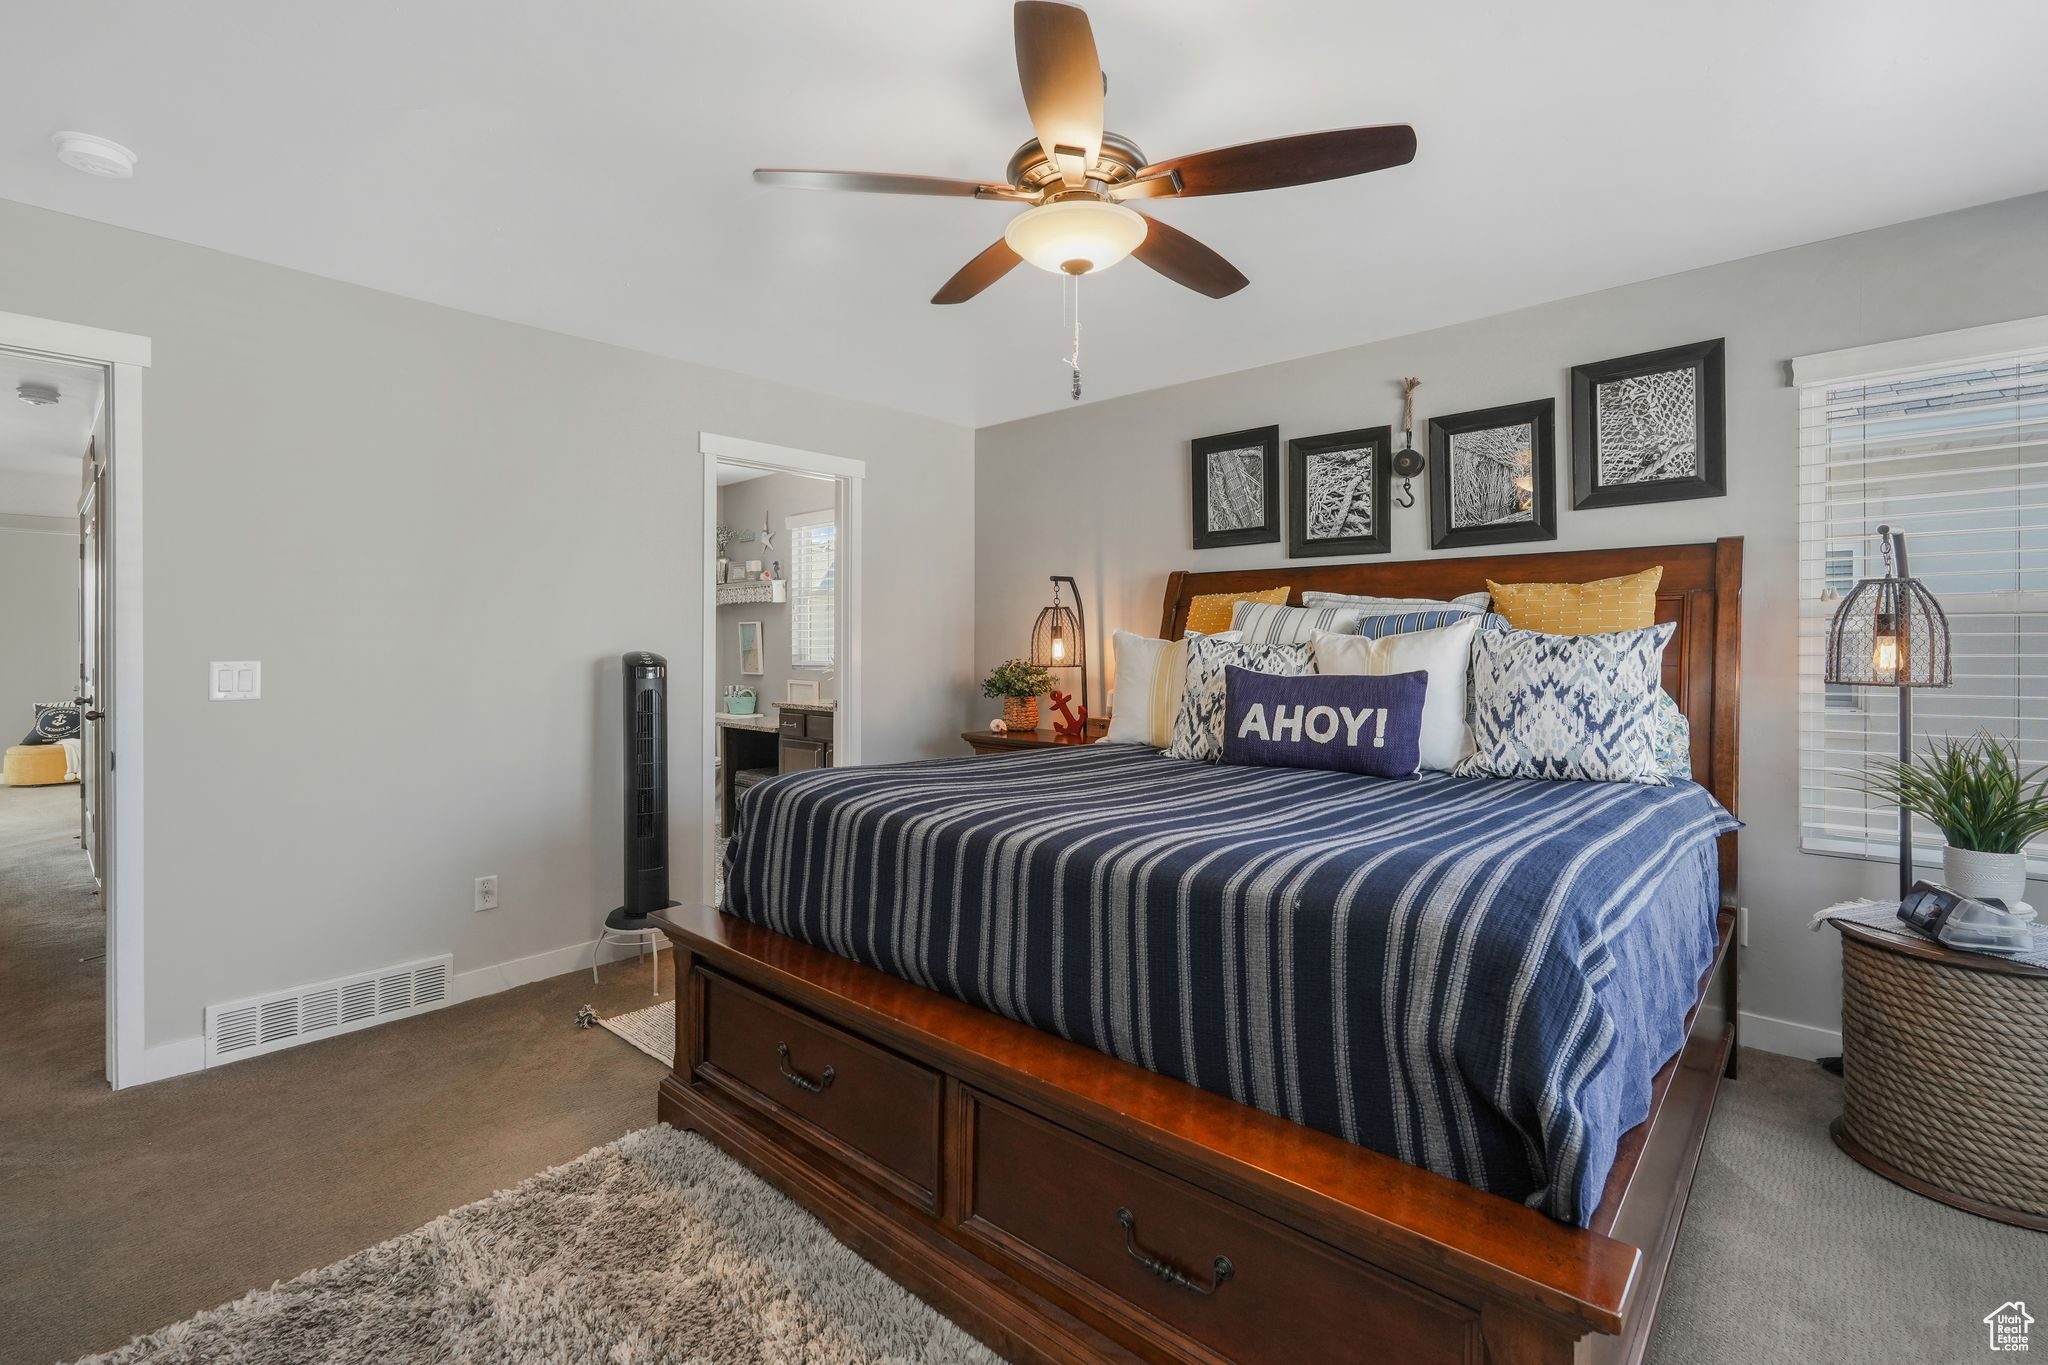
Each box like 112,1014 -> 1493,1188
1050,688 -> 1089,739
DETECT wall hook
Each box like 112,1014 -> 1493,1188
1392,377 -> 1424,508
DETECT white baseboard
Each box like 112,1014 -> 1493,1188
139,1035 -> 204,1084
449,934 -> 665,1005
1740,1009 -> 1842,1061
134,933 -> 667,1087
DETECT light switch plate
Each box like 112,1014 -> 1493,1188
209,661 -> 261,701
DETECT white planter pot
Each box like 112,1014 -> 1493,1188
1941,844 -> 2030,908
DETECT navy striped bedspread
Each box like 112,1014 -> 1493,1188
722,742 -> 1738,1225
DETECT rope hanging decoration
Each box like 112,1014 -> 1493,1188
1391,377 -> 1425,508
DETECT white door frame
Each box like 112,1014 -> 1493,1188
699,433 -> 864,907
0,309 -> 151,1090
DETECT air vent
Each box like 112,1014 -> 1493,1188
203,954 -> 455,1067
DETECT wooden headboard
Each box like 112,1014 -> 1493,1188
1159,538 -> 1743,890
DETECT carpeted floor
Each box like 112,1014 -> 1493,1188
69,1126 -> 998,1365
0,784 -> 670,1365
7,782 -> 2043,1364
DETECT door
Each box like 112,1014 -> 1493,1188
77,439 -> 105,886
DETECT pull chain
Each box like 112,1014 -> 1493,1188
1062,271 -> 1083,401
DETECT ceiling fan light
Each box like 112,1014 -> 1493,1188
1003,199 -> 1146,276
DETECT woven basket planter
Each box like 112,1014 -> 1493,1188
1002,696 -> 1039,731
1837,928 -> 2048,1227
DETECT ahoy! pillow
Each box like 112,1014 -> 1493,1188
1221,667 -> 1429,778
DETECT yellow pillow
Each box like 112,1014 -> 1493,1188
1486,566 -> 1663,635
1184,586 -> 1288,636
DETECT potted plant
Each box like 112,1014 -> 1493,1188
981,658 -> 1056,732
1863,733 -> 2048,909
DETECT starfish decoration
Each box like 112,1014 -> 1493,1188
757,512 -> 777,553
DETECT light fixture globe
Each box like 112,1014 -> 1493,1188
1003,198 -> 1146,276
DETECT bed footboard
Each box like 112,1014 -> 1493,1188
654,904 -> 1734,1365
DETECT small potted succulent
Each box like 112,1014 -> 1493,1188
1863,733 -> 2048,909
981,658 -> 1056,732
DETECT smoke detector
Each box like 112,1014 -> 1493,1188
52,132 -> 137,179
16,382 -> 60,407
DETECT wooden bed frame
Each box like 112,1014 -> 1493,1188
654,538 -> 1743,1365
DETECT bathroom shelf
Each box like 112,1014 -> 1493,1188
716,579 -> 785,606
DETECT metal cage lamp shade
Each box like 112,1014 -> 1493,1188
1029,575 -> 1088,718
1823,525 -> 1953,897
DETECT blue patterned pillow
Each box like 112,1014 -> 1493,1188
1454,624 -> 1675,784
1652,690 -> 1692,782
1168,637 -> 1312,763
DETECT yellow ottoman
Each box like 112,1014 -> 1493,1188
3,744 -> 72,787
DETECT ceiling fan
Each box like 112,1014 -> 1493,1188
754,1 -> 1416,305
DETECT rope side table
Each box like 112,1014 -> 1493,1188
1829,916 -> 2048,1230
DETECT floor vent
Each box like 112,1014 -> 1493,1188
203,954 -> 455,1067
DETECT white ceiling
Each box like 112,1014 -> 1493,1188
0,349 -> 98,516
4,2 -> 2046,428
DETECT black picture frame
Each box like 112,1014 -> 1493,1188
1190,425 -> 1281,550
1287,426 -> 1392,558
1570,338 -> 1726,509
1427,398 -> 1557,550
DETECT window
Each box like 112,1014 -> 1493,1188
787,508 -> 837,669
1796,320 -> 2048,874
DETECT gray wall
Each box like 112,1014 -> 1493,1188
0,522 -> 79,743
0,196 -> 974,1050
975,190 -> 2048,1050
715,471 -> 839,711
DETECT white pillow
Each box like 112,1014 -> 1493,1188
1229,599 -> 1366,645
1107,629 -> 1239,747
1310,617 -> 1483,772
1301,590 -> 1491,612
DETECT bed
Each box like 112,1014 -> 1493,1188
654,538 -> 1743,1365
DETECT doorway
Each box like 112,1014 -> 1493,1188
699,433 -> 864,908
0,310 -> 150,1089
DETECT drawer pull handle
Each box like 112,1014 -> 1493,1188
776,1042 -> 835,1094
1116,1207 -> 1234,1296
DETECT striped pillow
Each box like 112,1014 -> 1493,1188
1354,609 -> 1513,639
1301,590 -> 1491,612
1184,586 -> 1289,636
1230,599 -> 1366,645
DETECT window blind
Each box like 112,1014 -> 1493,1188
1797,338 -> 2048,875
787,509 -> 837,670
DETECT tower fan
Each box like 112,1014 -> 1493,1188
609,651 -> 678,930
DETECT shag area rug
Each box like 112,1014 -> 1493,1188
72,1126 -> 998,1364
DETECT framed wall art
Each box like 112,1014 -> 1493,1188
1427,398 -> 1557,550
1570,338 -> 1726,508
1190,425 -> 1281,550
1287,426 -> 1392,557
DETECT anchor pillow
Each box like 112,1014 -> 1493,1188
1220,667 -> 1429,778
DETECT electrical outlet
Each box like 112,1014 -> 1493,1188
474,875 -> 499,912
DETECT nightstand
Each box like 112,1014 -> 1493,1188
1829,914 -> 2048,1229
961,720 -> 1108,756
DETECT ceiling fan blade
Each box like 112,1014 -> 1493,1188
1128,125 -> 1416,199
753,169 -> 1029,200
1013,1 -> 1104,187
932,239 -> 1024,304
1132,215 -> 1248,299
